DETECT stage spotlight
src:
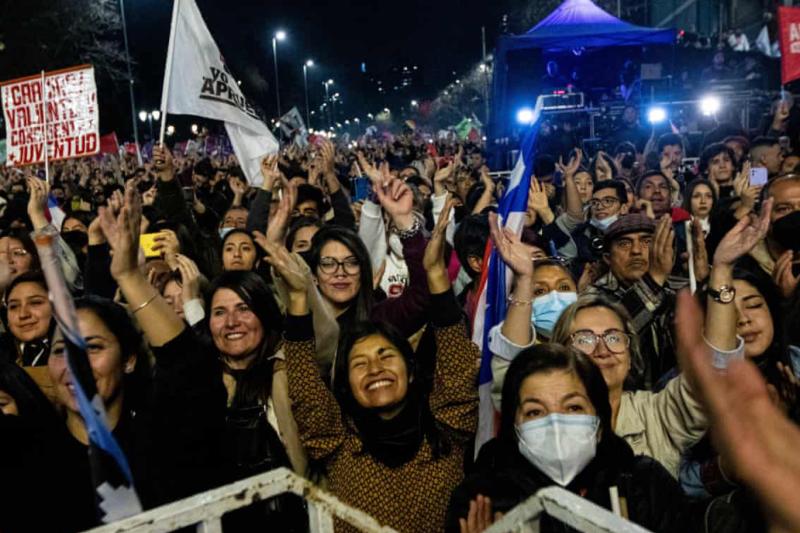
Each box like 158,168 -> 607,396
700,95 -> 721,116
516,107 -> 535,124
647,107 -> 667,124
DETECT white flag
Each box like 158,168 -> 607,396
279,107 -> 309,148
160,0 -> 278,186
756,25 -> 781,58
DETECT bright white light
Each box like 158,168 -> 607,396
151,110 -> 161,121
411,100 -> 418,106
166,125 -> 175,136
647,107 -> 667,124
354,118 -> 360,123
191,124 -> 199,134
306,59 -> 314,67
138,111 -> 147,122
344,120 -> 350,125
275,30 -> 286,41
367,113 -> 374,119
309,128 -> 315,134
327,79 -> 334,85
383,107 -> 390,113
516,107 -> 535,124
479,64 -> 487,72
700,95 -> 721,116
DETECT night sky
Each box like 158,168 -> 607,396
124,0 -> 510,133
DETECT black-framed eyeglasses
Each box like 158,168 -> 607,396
589,197 -> 621,209
570,329 -> 630,355
318,256 -> 360,275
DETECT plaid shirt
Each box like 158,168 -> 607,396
584,271 -> 687,389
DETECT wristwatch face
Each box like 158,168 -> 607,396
715,285 -> 736,303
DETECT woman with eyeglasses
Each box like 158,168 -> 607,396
489,208 -> 771,478
305,177 -> 431,337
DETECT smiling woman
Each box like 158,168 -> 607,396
275,199 -> 479,532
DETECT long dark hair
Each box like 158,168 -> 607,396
333,320 -> 450,460
73,295 -> 152,410
1,229 -> 40,272
498,343 -> 612,448
205,271 -> 283,407
0,359 -> 59,422
732,268 -> 787,382
308,226 -> 374,322
221,229 -> 265,271
683,178 -> 717,216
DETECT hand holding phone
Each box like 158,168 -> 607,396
139,232 -> 164,258
749,167 -> 768,187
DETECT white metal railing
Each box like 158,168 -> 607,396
486,486 -> 653,533
84,468 -> 653,533
84,468 -> 397,533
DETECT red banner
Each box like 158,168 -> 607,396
99,132 -> 119,155
0,64 -> 99,166
779,6 -> 800,84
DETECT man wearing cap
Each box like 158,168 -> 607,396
584,213 -> 684,389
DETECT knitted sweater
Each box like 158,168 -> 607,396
284,291 -> 478,533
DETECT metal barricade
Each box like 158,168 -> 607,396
485,487 -> 653,533
84,468 -> 653,533
83,468 -> 397,533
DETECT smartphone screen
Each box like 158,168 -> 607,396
749,167 -> 768,187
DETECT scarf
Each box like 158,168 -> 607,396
351,394 -> 424,468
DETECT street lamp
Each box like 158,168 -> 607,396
272,30 -> 286,121
303,59 -> 314,128
323,79 -> 334,128
138,109 -> 160,139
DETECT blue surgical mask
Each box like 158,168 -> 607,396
219,227 -> 234,239
532,291 -> 578,336
589,214 -> 618,232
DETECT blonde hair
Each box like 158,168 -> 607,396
550,294 -> 643,379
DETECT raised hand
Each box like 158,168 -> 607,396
175,254 -> 201,302
374,177 -> 414,230
713,198 -> 773,267
319,139 -> 337,175
595,151 -> 614,181
25,177 -> 48,229
142,185 -> 157,207
773,250 -> 800,298
557,148 -> 583,177
433,160 -> 456,195
489,211 -> 533,278
649,215 -> 675,286
356,151 -> 383,186
459,495 -> 501,533
423,196 -> 454,273
256,236 -> 309,295
691,218 -> 710,282
265,180 -> 296,246
98,181 -> 142,281
260,154 -> 284,192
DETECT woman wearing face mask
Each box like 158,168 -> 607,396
684,179 -> 716,237
488,211 -> 768,478
448,344 -> 693,533
267,203 -> 478,533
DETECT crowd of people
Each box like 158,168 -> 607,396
1,92 -> 800,533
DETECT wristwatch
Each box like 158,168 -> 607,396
708,284 -> 736,304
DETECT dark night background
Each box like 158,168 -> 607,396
1,0 -> 522,140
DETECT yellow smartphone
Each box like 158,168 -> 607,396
139,232 -> 163,258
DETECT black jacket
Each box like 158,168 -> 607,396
447,435 -> 698,533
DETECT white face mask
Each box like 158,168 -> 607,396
219,227 -> 234,239
516,413 -> 600,486
589,214 -> 618,232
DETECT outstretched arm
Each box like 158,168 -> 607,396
99,181 -> 184,347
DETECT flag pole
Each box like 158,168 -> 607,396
41,70 -> 49,185
159,0 -> 181,145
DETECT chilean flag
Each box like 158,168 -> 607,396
45,195 -> 66,230
472,96 -> 544,454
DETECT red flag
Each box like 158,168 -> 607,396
99,132 -> 120,155
779,6 -> 800,84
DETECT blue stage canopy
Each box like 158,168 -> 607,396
509,0 -> 675,51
